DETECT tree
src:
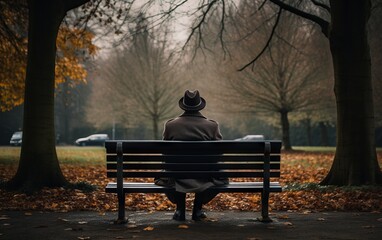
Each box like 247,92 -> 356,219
369,0 -> 382,128
265,0 -> 381,185
3,0 -> 91,192
217,8 -> 327,150
87,16 -> 183,139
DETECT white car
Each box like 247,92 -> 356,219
75,134 -> 109,146
10,131 -> 22,146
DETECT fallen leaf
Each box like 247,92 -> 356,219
377,218 -> 382,222
24,212 -> 33,216
277,215 -> 289,219
78,221 -> 88,224
178,224 -> 189,229
284,222 -> 293,226
317,218 -> 325,221
0,217 -> 10,220
58,218 -> 69,222
362,225 -> 374,229
143,226 -> 154,231
78,237 -> 91,240
205,218 -> 218,222
127,224 -> 137,228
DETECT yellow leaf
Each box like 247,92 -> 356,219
143,226 -> 154,231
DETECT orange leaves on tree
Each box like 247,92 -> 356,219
0,39 -> 27,111
0,24 -> 98,112
55,27 -> 98,87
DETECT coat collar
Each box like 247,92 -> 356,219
179,111 -> 206,118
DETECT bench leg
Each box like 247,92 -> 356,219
114,193 -> 128,224
258,191 -> 272,223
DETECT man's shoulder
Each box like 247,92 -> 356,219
166,118 -> 176,123
165,117 -> 180,127
206,118 -> 219,126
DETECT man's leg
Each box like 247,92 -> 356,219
166,191 -> 186,221
192,190 -> 218,221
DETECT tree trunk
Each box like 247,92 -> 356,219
6,0 -> 90,192
321,0 -> 382,185
280,110 -> 292,150
153,115 -> 159,140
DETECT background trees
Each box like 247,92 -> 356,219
86,16 -> 184,139
217,6 -> 329,150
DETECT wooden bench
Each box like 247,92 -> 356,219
105,140 -> 282,223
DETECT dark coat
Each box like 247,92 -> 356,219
155,111 -> 228,193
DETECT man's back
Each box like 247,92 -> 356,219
163,112 -> 222,141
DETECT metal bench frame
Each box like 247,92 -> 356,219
105,140 -> 282,223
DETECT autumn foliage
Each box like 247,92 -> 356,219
0,150 -> 381,213
0,24 -> 97,111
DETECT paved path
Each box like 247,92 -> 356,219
1,211 -> 381,239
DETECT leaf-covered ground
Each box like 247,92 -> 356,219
0,151 -> 381,213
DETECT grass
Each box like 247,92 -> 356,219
292,146 -> 336,152
0,146 -> 105,165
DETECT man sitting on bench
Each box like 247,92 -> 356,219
155,90 -> 228,221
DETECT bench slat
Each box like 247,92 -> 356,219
105,140 -> 282,154
106,155 -> 280,163
105,182 -> 282,193
106,171 -> 280,178
106,163 -> 281,170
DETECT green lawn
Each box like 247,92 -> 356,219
0,146 -> 105,165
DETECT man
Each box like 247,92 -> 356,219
155,90 -> 228,221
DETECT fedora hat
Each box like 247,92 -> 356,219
179,90 -> 206,111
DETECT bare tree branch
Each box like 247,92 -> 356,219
65,0 -> 91,11
237,7 -> 282,71
310,0 -> 330,13
183,0 -> 218,48
269,0 -> 329,37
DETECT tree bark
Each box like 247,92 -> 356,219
321,0 -> 382,185
6,0 -> 89,192
280,110 -> 292,150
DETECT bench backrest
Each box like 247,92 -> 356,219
105,140 -> 281,180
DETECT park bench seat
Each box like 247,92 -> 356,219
105,140 -> 282,223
